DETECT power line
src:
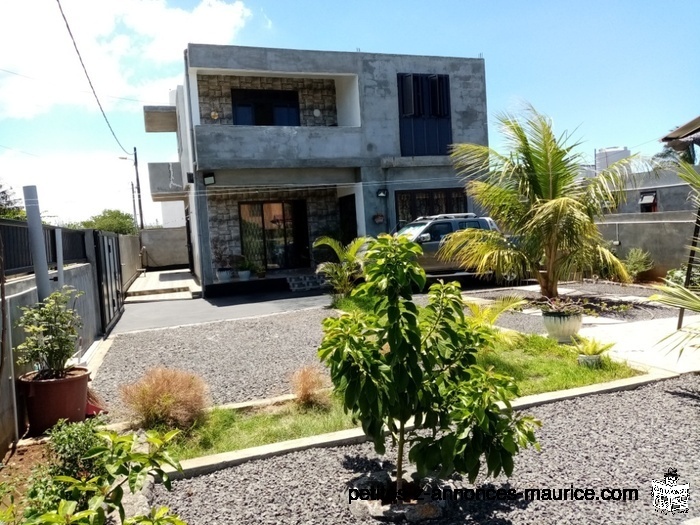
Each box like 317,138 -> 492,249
0,67 -> 145,104
0,144 -> 40,157
54,0 -> 132,156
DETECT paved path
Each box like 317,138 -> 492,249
111,291 -> 331,334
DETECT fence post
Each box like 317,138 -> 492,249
55,228 -> 64,288
22,186 -> 50,300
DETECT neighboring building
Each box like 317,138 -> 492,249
596,146 -> 630,170
595,118 -> 700,279
143,44 -> 487,294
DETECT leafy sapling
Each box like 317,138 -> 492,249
318,234 -> 540,500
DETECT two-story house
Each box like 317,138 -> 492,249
143,44 -> 488,295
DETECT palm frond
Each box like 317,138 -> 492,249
312,236 -> 345,262
439,228 -> 531,280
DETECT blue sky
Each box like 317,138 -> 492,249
1,0 -> 697,224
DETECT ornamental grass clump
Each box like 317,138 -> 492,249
121,368 -> 208,429
291,366 -> 328,408
318,235 -> 540,499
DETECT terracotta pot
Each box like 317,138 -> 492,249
19,367 -> 90,436
542,312 -> 583,343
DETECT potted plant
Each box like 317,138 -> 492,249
254,263 -> 266,279
571,336 -> 614,368
212,239 -> 233,282
236,257 -> 256,281
540,297 -> 584,342
16,287 -> 91,436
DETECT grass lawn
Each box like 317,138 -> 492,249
170,332 -> 638,461
477,333 -> 639,396
170,396 -> 355,460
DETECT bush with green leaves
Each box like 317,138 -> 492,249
24,418 -> 106,519
10,427 -> 186,525
16,287 -> 83,379
665,264 -> 700,289
318,234 -> 540,498
623,248 -> 654,282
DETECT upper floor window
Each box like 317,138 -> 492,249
397,73 -> 452,156
232,89 -> 300,126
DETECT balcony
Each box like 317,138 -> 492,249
194,124 -> 368,170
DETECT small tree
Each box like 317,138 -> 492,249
79,209 -> 138,235
313,236 -> 370,298
318,235 -> 539,498
0,181 -> 26,220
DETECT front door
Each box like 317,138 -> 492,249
239,200 -> 310,270
417,221 -> 454,273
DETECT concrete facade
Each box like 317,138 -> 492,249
143,44 -> 488,293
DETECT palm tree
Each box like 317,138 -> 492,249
313,236 -> 371,298
650,161 -> 700,355
439,105 -> 638,298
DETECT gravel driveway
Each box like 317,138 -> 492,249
154,373 -> 700,524
92,307 -> 335,420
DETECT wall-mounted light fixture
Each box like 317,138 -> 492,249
210,110 -> 219,120
186,172 -> 194,184
376,188 -> 388,198
203,173 -> 216,186
313,109 -> 322,118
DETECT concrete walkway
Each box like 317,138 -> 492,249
124,269 -> 202,303
112,290 -> 331,334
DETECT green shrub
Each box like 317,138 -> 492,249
24,418 -> 106,520
623,248 -> 654,282
666,264 -> 700,288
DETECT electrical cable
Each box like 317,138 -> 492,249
54,0 -> 132,156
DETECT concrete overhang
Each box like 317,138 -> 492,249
148,162 -> 187,202
144,106 -> 177,132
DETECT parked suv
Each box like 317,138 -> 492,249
396,213 -> 500,275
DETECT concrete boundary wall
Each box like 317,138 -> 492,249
140,228 -> 188,269
597,212 -> 696,279
119,235 -> 141,289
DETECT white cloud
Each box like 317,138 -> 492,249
0,149 -> 173,225
0,0 -> 252,118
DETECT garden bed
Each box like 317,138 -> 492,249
153,372 -> 700,524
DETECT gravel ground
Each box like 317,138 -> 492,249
154,373 -> 700,524
92,308 -> 335,420
460,281 -> 678,334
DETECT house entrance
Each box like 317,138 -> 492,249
239,201 -> 310,270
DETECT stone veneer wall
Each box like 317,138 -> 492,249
207,188 -> 340,268
197,75 -> 337,127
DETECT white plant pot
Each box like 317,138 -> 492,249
578,354 -> 602,368
542,312 -> 583,343
237,270 -> 251,281
216,269 -> 233,283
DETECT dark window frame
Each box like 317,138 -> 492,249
397,73 -> 452,156
395,188 -> 467,226
231,88 -> 301,126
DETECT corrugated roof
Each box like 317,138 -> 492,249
661,116 -> 700,142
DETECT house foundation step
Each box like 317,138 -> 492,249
286,274 -> 328,292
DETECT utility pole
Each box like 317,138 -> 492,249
133,147 -> 144,230
131,182 -> 138,229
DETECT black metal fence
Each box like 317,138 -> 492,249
0,218 -> 87,275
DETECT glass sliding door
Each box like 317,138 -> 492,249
239,200 -> 309,270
